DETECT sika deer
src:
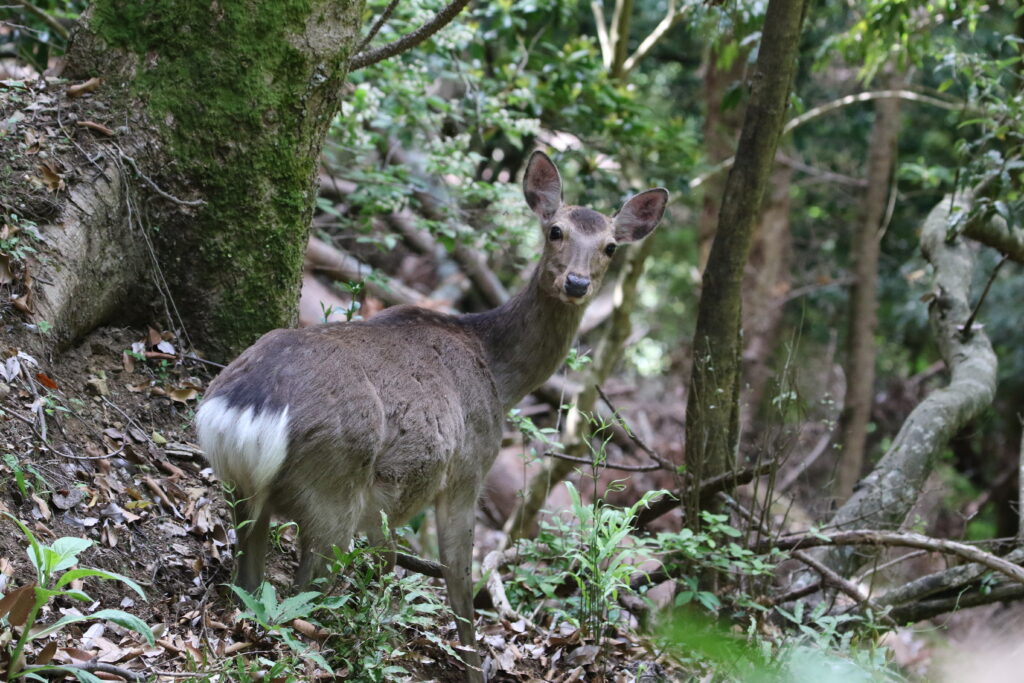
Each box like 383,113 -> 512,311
195,151 -> 667,681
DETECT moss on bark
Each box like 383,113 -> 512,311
79,0 -> 362,359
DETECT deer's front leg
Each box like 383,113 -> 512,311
436,490 -> 485,683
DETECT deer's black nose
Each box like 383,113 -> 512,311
564,274 -> 590,298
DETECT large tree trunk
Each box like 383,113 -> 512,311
27,1 -> 364,359
834,76 -> 903,501
683,0 -> 808,516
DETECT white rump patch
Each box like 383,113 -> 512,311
195,396 -> 289,505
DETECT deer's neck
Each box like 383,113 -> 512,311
462,271 -> 584,411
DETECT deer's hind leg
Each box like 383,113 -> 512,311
232,497 -> 271,594
436,486 -> 485,683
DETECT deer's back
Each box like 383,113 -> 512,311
200,307 -> 503,527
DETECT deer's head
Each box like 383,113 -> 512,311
523,151 -> 668,305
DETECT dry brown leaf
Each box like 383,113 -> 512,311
0,583 -> 35,624
36,640 -> 57,666
146,327 -> 162,347
35,372 -> 58,390
37,162 -> 64,193
67,77 -> 101,97
0,254 -> 12,285
12,294 -> 32,313
31,493 -> 50,520
169,387 -> 198,403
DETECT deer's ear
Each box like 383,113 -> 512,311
614,188 -> 668,242
523,151 -> 563,222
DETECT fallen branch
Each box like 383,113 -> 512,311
765,530 -> 1024,586
632,462 -> 774,529
888,582 -> 1024,624
481,548 -> 534,627
396,552 -> 444,578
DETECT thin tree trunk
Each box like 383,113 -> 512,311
697,43 -> 747,270
834,73 -> 903,502
739,163 -> 794,441
683,0 -> 809,518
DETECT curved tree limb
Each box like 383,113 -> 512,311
621,0 -> 689,75
964,214 -> 1024,263
689,90 -> 963,190
811,193 -> 998,578
349,0 -> 472,71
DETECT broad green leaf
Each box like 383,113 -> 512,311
56,568 -> 147,599
89,609 -> 155,645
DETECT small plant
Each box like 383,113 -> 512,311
2,453 -> 49,500
565,346 -> 592,371
229,543 -> 454,683
0,513 -> 153,682
515,482 -> 668,639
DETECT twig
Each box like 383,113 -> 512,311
767,580 -> 822,607
116,148 -> 205,207
542,450 -> 663,472
689,90 -> 964,190
356,0 -> 401,53
621,0 -> 688,74
15,0 -> 68,40
764,530 -> 1024,586
959,253 -> 1008,340
791,549 -> 895,626
349,0 -> 472,71
593,384 -> 670,468
396,551 -> 444,578
632,462 -> 774,529
57,445 -> 125,461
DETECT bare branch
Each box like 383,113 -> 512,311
542,450 -> 663,472
349,0 -> 471,71
15,0 -> 69,40
689,90 -> 963,190
964,214 -> 1024,264
621,0 -> 688,75
766,530 -> 1024,586
591,1 -> 613,69
356,0 -> 401,54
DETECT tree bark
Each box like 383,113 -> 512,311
683,0 -> 808,516
53,1 -> 364,359
834,73 -> 903,502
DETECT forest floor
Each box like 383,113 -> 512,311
0,324 -> 688,682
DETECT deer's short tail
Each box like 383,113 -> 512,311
195,396 -> 290,515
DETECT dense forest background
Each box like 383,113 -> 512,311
1,0 -> 1023,680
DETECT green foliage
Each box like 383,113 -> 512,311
0,1 -> 85,72
514,482 -> 668,638
229,544 -> 453,682
0,513 -> 152,683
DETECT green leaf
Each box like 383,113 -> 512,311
89,609 -> 155,645
55,568 -> 147,600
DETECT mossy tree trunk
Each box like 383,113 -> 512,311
57,1 -> 364,359
682,0 -> 808,518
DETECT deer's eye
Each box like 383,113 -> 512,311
549,225 -> 563,241
604,243 -> 617,257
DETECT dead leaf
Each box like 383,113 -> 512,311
169,387 -> 198,403
146,327 -> 162,347
37,162 -> 64,193
31,492 -> 50,520
0,254 -> 12,284
0,583 -> 35,624
36,641 -> 57,666
67,77 -> 101,97
12,294 -> 31,313
35,372 -> 58,390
